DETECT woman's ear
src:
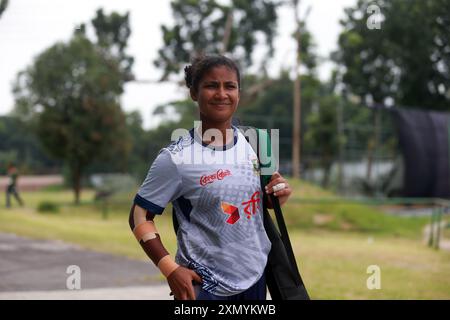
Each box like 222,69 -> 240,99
190,88 -> 198,101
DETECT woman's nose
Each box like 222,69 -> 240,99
214,86 -> 227,99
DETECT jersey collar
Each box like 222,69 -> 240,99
190,126 -> 238,151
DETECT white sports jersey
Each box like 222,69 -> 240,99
134,126 -> 271,296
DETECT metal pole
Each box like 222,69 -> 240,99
292,0 -> 302,179
434,207 -> 442,250
102,199 -> 109,220
337,90 -> 344,194
428,208 -> 435,248
374,108 -> 381,196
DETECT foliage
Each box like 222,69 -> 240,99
303,95 -> 342,187
121,111 -> 154,177
152,10 -> 323,161
90,9 -> 134,81
37,201 -> 60,213
0,116 -> 61,174
333,0 -> 450,110
0,0 -> 8,19
13,10 -> 133,203
154,0 -> 280,81
236,72 -> 318,160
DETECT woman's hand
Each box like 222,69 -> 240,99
167,266 -> 202,300
264,171 -> 292,208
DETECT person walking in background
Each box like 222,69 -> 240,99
6,163 -> 24,208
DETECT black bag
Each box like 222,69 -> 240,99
239,126 -> 309,300
262,193 -> 310,299
172,126 -> 309,300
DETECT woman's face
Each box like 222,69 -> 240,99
191,65 -> 240,125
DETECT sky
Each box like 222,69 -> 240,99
0,0 -> 357,129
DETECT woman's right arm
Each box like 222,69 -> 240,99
128,204 -> 202,300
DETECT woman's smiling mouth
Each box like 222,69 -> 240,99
210,102 -> 232,107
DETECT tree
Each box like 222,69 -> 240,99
123,110 -> 160,178
144,98 -> 199,163
334,0 -> 450,111
0,116 -> 61,175
0,0 -> 8,19
13,10 -> 133,203
235,71 -> 322,161
151,12 -> 321,165
154,0 -> 280,81
235,15 -> 319,163
333,0 -> 450,188
303,94 -> 343,188
90,9 -> 134,81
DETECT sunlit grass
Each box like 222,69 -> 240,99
0,188 -> 176,259
0,182 -> 448,299
293,230 -> 450,299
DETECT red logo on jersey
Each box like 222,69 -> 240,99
242,191 -> 261,219
200,169 -> 232,186
221,202 -> 240,224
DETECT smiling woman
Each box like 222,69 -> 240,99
128,54 -> 293,301
186,56 -> 241,144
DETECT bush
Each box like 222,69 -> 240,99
41,184 -> 65,192
37,201 -> 60,213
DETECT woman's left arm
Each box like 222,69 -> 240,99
264,171 -> 292,208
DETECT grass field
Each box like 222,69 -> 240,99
0,183 -> 449,299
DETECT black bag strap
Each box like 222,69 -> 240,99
240,125 -> 305,286
268,193 -> 303,284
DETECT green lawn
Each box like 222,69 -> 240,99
0,185 -> 448,299
283,180 -> 430,238
293,231 -> 450,299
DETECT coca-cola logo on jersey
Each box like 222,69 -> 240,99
200,169 -> 232,186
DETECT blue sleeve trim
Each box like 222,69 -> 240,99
133,194 -> 165,215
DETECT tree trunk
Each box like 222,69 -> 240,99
220,10 -> 233,54
239,79 -> 274,106
72,164 -> 82,205
292,0 -> 302,179
337,93 -> 344,193
366,139 -> 374,181
366,107 -> 380,183
322,156 -> 333,188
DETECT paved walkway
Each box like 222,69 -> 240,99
0,175 -> 63,191
0,285 -> 172,300
0,232 -> 273,300
0,232 -> 172,300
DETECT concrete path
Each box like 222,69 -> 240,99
0,175 -> 63,191
0,285 -> 172,300
0,232 -> 172,299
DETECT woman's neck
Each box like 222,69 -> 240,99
197,119 -> 233,146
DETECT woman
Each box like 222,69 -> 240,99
129,54 -> 292,300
